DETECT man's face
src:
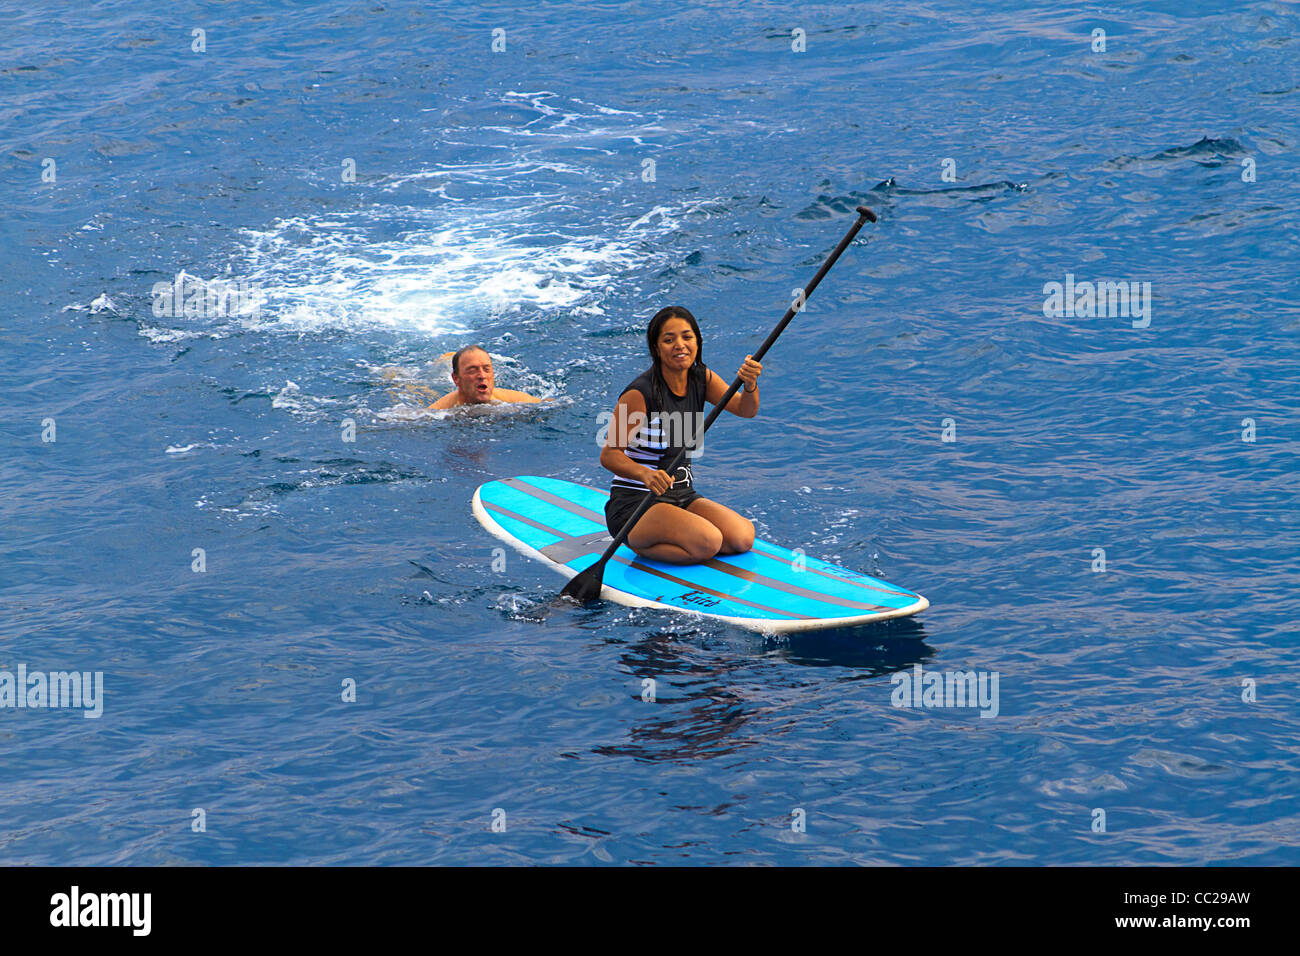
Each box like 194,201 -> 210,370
453,350 -> 495,403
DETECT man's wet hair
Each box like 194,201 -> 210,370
452,345 -> 489,376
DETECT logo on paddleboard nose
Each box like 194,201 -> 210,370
680,590 -> 718,607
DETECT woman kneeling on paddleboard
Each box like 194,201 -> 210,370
599,306 -> 762,564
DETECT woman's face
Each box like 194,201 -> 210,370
656,317 -> 698,373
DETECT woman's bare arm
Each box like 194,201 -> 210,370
705,359 -> 760,418
599,389 -> 673,495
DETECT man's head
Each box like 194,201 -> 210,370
451,346 -> 495,403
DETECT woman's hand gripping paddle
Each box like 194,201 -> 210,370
560,206 -> 877,605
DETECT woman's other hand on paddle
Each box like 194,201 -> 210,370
706,360 -> 761,418
734,355 -> 761,418
642,468 -> 675,496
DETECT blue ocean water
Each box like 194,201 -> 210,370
2,0 -> 1297,865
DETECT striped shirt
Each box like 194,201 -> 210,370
610,364 -> 708,493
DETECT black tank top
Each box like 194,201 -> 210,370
610,364 -> 708,493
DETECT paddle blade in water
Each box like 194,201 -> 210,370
560,560 -> 606,604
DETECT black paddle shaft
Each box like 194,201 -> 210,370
561,205 -> 877,603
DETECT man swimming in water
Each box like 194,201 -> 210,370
430,345 -> 541,409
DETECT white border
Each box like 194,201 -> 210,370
472,486 -> 929,635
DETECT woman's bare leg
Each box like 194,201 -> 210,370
686,497 -> 755,555
626,502 -> 723,563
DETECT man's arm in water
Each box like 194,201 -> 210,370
428,388 -> 539,409
493,388 -> 542,404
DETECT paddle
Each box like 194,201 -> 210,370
560,205 -> 878,605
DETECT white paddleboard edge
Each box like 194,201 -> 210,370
471,488 -> 929,635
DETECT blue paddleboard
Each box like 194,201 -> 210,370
472,476 -> 929,633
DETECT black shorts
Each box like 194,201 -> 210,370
605,485 -> 701,538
